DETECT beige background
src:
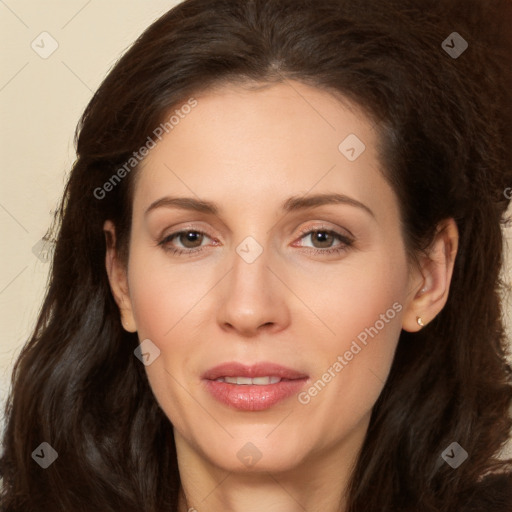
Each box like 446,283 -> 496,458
1,0 -> 511,455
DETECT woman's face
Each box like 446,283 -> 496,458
111,81 -> 421,474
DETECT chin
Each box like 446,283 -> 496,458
199,433 -> 309,474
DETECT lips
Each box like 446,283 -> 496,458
202,362 -> 309,411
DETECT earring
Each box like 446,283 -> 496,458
417,316 -> 425,327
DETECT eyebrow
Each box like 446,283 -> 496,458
145,193 -> 374,218
282,193 -> 374,218
145,196 -> 219,216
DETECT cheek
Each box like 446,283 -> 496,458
127,247 -> 213,342
294,317 -> 403,455
295,244 -> 407,351
126,251 -> 207,424
294,256 -> 407,442
125,245 -> 216,404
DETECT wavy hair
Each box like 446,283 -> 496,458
1,0 -> 512,510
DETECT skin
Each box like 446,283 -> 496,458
105,80 -> 458,512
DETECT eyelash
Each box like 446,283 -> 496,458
158,227 -> 354,257
158,229 -> 214,257
295,226 -> 354,255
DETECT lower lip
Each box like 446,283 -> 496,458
203,378 -> 308,411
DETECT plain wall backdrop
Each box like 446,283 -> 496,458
1,0 -> 511,455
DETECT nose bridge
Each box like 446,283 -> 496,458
216,235 -> 290,335
229,236 -> 272,305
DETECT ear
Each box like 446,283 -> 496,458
104,220 -> 137,332
402,218 -> 459,332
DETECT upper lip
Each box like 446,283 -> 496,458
202,362 -> 309,381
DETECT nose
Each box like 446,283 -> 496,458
216,243 -> 291,337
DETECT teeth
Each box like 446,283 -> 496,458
216,376 -> 282,385
235,376 -> 253,385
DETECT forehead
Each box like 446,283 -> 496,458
132,80 -> 394,221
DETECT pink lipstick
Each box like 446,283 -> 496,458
202,362 -> 309,411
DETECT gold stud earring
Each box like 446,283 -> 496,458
417,316 -> 425,327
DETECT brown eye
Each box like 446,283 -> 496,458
294,227 -> 354,256
308,231 -> 337,249
177,231 -> 204,248
159,229 -> 212,254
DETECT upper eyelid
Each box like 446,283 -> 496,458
160,228 -> 213,244
296,224 -> 354,239
153,210 -> 359,237
293,229 -> 354,250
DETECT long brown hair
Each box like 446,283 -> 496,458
2,0 -> 512,510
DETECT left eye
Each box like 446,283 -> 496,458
300,230 -> 342,249
297,229 -> 353,251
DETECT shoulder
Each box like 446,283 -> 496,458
459,473 -> 512,512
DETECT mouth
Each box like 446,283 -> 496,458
202,362 -> 309,411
